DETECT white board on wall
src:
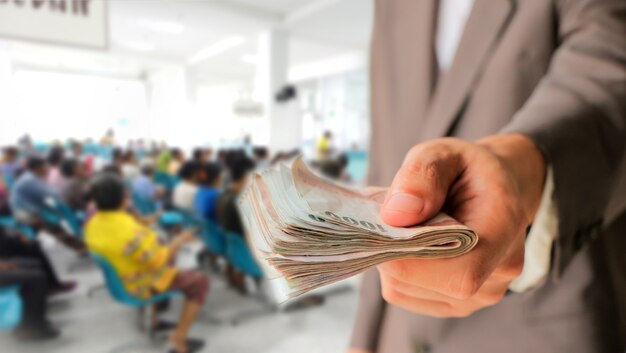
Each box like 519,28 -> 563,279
0,0 -> 108,49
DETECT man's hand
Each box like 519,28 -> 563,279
377,134 -> 546,317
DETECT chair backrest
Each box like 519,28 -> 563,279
45,197 -> 83,238
132,192 -> 157,216
174,208 -> 203,229
226,232 -> 264,278
90,253 -> 146,308
199,220 -> 227,256
0,217 -> 36,241
0,286 -> 22,330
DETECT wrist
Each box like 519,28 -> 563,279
477,133 -> 547,224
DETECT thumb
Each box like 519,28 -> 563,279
381,142 -> 462,227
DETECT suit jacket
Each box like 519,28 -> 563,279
351,0 -> 626,352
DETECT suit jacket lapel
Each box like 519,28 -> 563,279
420,0 -> 515,140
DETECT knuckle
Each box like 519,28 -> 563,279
446,267 -> 482,300
480,290 -> 506,306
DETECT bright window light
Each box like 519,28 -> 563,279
188,36 -> 246,64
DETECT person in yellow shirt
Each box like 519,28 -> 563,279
316,130 -> 333,161
86,173 -> 208,353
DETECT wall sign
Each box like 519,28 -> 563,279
0,0 -> 108,49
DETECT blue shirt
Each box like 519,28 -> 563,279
9,171 -> 58,215
132,175 -> 157,200
194,187 -> 220,222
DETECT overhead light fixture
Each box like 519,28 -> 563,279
188,36 -> 246,64
118,41 -> 155,52
240,54 -> 258,65
135,19 -> 185,34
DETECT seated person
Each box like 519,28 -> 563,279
10,156 -> 59,224
252,146 -> 270,171
121,150 -> 140,181
46,146 -> 65,190
217,157 -> 254,237
217,157 -> 254,292
194,163 -> 222,223
132,163 -> 161,201
58,158 -> 89,211
1,146 -> 20,186
0,226 -> 75,296
172,162 -> 200,211
85,174 -> 208,353
168,148 -> 185,176
191,148 -> 209,165
0,176 -> 10,216
9,156 -> 84,251
0,255 -> 60,341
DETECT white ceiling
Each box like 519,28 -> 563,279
4,0 -> 373,84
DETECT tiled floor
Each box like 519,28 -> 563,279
0,239 -> 360,353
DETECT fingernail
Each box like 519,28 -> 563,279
384,192 -> 424,215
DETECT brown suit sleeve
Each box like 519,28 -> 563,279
349,269 -> 386,351
504,0 -> 626,274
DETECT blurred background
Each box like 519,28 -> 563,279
0,1 -> 374,352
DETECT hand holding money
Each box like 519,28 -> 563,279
376,135 -> 545,317
239,151 -> 479,301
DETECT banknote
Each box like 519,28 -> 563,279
238,157 -> 478,300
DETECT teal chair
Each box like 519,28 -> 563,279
226,232 -> 263,278
224,232 -> 275,325
201,221 -> 227,257
0,286 -> 22,330
0,217 -> 36,241
90,253 -> 181,308
132,192 -> 158,216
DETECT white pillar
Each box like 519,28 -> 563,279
255,29 -> 301,152
0,43 -> 15,145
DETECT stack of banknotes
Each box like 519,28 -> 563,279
238,157 -> 478,300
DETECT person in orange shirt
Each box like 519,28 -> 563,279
86,173 -> 208,353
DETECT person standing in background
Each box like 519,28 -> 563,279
316,130 -> 333,161
348,1 -> 626,353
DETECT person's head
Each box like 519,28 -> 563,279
229,157 -> 255,191
102,164 -> 122,176
47,146 -> 65,167
216,149 -> 227,164
171,148 -> 184,162
2,146 -> 19,162
140,163 -> 155,178
192,148 -> 208,163
337,153 -> 349,168
324,130 -> 332,139
70,141 -> 83,157
112,148 -> 124,165
122,150 -> 136,165
198,162 -> 222,187
319,160 -> 342,179
26,156 -> 48,178
253,146 -> 268,161
177,161 -> 200,183
60,158 -> 84,179
90,173 -> 127,211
